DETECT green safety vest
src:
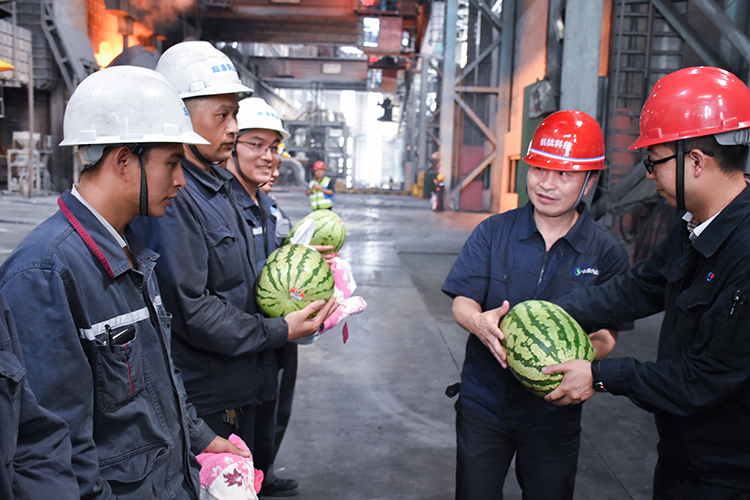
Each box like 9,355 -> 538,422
309,176 -> 333,210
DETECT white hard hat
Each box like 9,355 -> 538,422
236,97 -> 290,141
156,41 -> 252,99
60,66 -> 209,147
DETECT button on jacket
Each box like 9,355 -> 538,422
0,294 -> 78,500
442,202 -> 631,423
555,186 -> 750,489
0,191 -> 214,499
131,161 -> 288,415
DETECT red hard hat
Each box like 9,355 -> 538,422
629,67 -> 750,150
523,110 -> 605,171
313,160 -> 326,171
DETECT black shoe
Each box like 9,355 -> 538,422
260,478 -> 300,497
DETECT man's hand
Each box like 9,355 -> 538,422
543,360 -> 595,405
284,294 -> 339,341
310,245 -> 336,262
453,296 -> 510,368
201,436 -> 250,457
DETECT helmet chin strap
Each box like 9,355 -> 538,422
676,140 -> 686,211
131,145 -> 148,217
551,170 -> 592,218
231,146 -> 256,188
189,144 -> 223,169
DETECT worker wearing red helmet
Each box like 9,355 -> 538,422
442,110 -> 630,499
305,160 -> 335,210
547,67 -> 750,498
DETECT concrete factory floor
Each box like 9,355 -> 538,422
0,188 -> 660,499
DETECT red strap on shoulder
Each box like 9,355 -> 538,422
57,197 -> 115,279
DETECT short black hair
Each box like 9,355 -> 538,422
665,135 -> 748,174
81,144 -> 156,175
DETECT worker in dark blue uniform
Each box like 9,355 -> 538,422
130,42 -> 337,499
0,294 -> 78,499
546,67 -> 750,499
442,110 -> 631,500
0,66 -> 247,500
226,97 -> 313,497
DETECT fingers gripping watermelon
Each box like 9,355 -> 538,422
499,300 -> 596,397
284,210 -> 346,252
256,244 -> 335,318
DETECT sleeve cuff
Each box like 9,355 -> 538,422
190,418 -> 217,455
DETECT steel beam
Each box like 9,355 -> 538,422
454,93 -> 497,146
691,0 -> 750,68
439,0 -> 458,200
650,0 -> 724,67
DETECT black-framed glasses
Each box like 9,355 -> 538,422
643,154 -> 675,175
643,149 -> 715,175
237,141 -> 283,158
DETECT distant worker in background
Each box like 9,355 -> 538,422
306,160 -> 335,210
432,173 -> 445,212
442,110 -> 631,500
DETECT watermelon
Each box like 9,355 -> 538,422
256,244 -> 335,318
284,210 -> 346,252
499,300 -> 596,397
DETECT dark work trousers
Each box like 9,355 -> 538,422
200,404 -> 258,452
653,460 -> 750,500
455,399 -> 581,500
254,343 -> 299,485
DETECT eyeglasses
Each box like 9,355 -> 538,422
643,149 -> 715,175
237,141 -> 284,158
642,154 -> 675,175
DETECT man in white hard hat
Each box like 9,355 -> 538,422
131,42 -> 337,498
0,66 -> 246,500
226,97 -> 314,496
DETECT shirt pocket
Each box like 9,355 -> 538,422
94,326 -> 145,413
205,224 -> 245,289
0,350 -> 24,464
674,285 -> 712,351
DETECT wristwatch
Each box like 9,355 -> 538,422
591,359 -> 607,393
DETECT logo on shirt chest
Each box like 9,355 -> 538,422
574,267 -> 600,277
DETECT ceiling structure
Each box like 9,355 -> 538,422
178,0 -> 430,91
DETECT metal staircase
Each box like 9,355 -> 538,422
39,0 -> 95,93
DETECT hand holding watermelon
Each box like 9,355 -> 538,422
499,300 -> 596,397
542,359 -> 597,405
453,296 -> 510,368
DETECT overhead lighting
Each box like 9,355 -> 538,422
271,0 -> 301,3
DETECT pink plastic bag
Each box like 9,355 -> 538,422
196,434 -> 263,500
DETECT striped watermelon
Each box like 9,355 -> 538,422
256,244 -> 335,318
499,300 -> 596,397
284,210 -> 346,252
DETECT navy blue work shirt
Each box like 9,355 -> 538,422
0,294 -> 78,499
131,161 -> 287,416
442,202 -> 631,426
229,177 -> 278,269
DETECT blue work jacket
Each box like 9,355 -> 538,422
0,294 -> 78,499
556,186 -> 750,488
229,178 -> 278,269
442,202 -> 631,426
0,190 -> 214,500
131,161 -> 288,415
